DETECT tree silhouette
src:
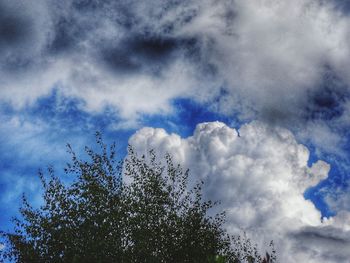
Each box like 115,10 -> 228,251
0,133 -> 276,263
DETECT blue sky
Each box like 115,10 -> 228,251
1,0 -> 350,261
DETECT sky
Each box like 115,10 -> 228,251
1,0 -> 350,261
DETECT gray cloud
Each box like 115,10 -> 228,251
1,0 -> 349,134
0,3 -> 31,47
2,0 -> 349,131
290,225 -> 350,262
0,1 -> 41,72
100,35 -> 198,75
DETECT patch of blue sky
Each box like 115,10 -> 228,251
304,172 -> 337,218
141,98 -> 243,138
5,89 -> 134,159
304,139 -> 350,218
0,90 -> 130,230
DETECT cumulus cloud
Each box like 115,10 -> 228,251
129,121 -> 350,262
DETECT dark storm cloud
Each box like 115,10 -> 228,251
0,0 -> 209,118
327,0 -> 350,14
307,87 -> 348,121
304,66 -> 349,121
101,35 -> 200,74
46,0 -> 115,54
48,17 -> 80,54
0,1 -> 37,71
102,36 -> 177,74
71,0 -> 103,11
291,226 -> 350,262
259,107 -> 297,125
293,227 -> 348,244
0,4 -> 31,47
130,36 -> 178,60
13,0 -> 202,72
259,66 -> 350,125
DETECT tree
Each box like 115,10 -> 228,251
0,133 -> 276,263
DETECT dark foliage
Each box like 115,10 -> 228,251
0,133 -> 276,263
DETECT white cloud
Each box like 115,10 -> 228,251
58,56 -> 205,122
129,121 -> 350,262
